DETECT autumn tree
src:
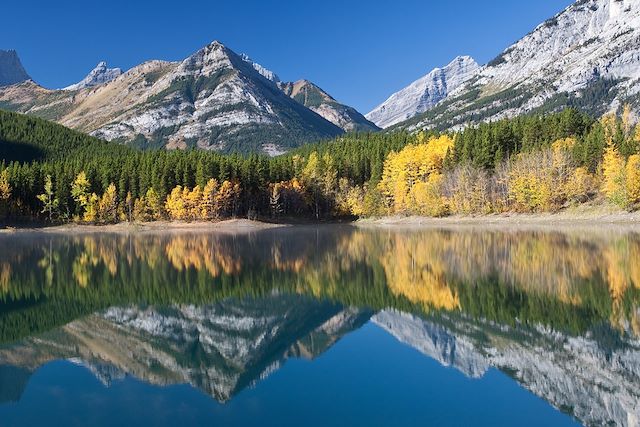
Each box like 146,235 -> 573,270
0,169 -> 11,219
37,175 -> 59,221
98,183 -> 118,223
165,186 -> 187,220
71,171 -> 91,221
378,135 -> 453,215
626,154 -> 640,207
602,141 -> 627,207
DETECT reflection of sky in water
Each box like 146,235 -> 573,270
0,324 -> 579,427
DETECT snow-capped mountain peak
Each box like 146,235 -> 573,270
366,55 -> 480,128
63,61 -> 123,91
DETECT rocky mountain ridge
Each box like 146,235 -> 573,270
63,61 -> 123,91
392,0 -> 640,131
0,50 -> 31,87
366,55 -> 480,128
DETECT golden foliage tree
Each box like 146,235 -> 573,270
0,169 -> 11,219
626,154 -> 640,207
378,135 -> 454,215
98,183 -> 118,223
71,171 -> 91,221
602,142 -> 627,207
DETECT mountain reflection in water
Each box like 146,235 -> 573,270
0,225 -> 638,427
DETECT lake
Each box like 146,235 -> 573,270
0,225 -> 638,427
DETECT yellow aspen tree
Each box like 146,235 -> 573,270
71,171 -> 91,221
37,175 -> 59,222
98,183 -> 118,223
215,180 -> 234,218
145,188 -> 163,220
602,142 -> 627,207
165,186 -> 186,220
378,136 -> 454,215
83,193 -> 100,223
186,185 -> 202,220
201,178 -> 219,220
626,154 -> 640,206
0,169 -> 11,218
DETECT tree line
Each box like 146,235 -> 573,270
0,106 -> 639,224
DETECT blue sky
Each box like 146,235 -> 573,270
3,0 -> 573,112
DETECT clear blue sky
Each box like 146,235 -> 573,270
2,0 -> 573,113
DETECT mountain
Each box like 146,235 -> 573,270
0,50 -> 30,87
374,310 -> 640,427
0,297 -> 371,403
366,56 -> 480,129
279,80 -> 379,132
241,55 -> 378,132
63,61 -> 122,91
0,41 -> 343,154
393,0 -> 640,131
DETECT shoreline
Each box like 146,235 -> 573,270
0,219 -> 289,234
2,207 -> 640,234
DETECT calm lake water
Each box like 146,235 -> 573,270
0,225 -> 638,427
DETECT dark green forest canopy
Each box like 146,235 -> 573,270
0,107 -> 618,218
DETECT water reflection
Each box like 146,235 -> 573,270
0,226 -> 639,426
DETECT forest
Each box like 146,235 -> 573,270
0,106 -> 639,224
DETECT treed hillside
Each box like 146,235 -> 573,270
0,107 -> 638,224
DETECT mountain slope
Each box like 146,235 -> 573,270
63,61 -> 123,91
241,55 -> 378,132
394,0 -> 640,131
366,56 -> 479,128
0,50 -> 30,87
280,80 -> 379,132
0,42 -> 343,154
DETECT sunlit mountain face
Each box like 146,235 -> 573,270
0,226 -> 639,426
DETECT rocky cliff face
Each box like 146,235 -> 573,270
374,309 -> 640,427
63,61 -> 122,91
395,0 -> 640,131
0,50 -> 31,87
366,56 -> 479,128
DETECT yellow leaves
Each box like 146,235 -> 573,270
378,135 -> 454,215
133,188 -> 163,222
98,183 -> 118,223
507,152 -> 555,212
626,154 -> 640,206
379,235 -> 460,312
0,169 -> 11,202
564,167 -> 593,204
71,171 -> 91,211
269,178 -> 309,217
444,165 -> 493,215
409,173 -> 448,217
165,186 -> 187,220
165,181 -> 241,221
602,142 -> 628,207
